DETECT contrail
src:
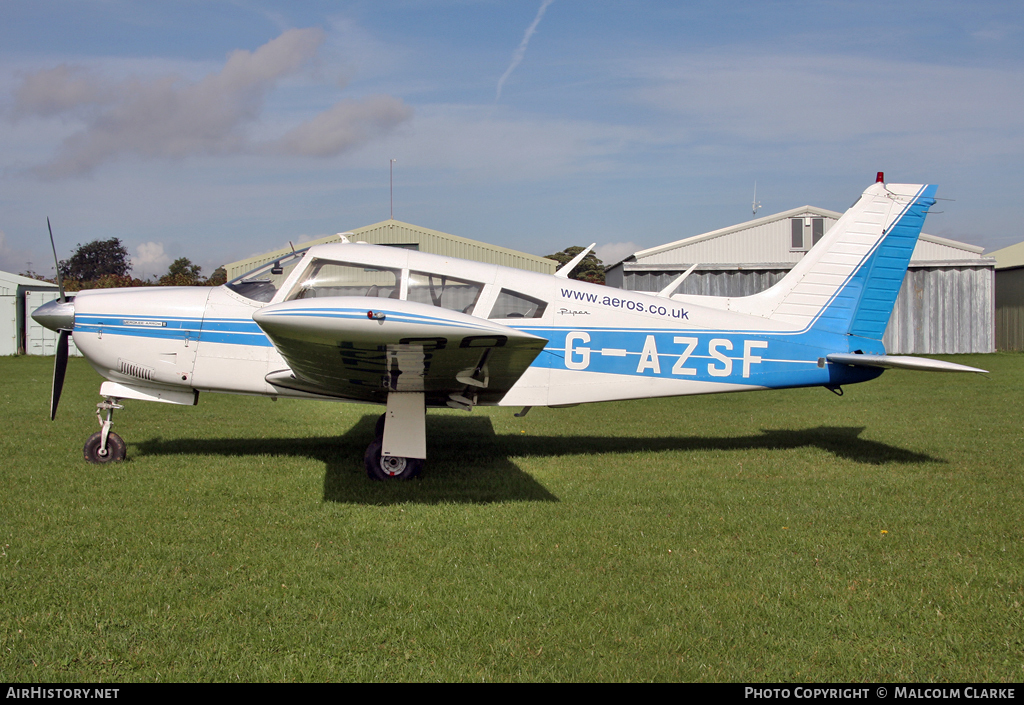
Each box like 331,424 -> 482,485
495,0 -> 555,102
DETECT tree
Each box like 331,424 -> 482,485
159,257 -> 204,286
206,267 -> 227,287
544,246 -> 606,285
59,238 -> 131,283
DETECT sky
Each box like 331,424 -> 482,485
2,0 -> 1022,279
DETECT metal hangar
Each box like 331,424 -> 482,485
605,205 -> 994,355
223,219 -> 557,282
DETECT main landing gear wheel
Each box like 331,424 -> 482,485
364,439 -> 423,481
83,431 -> 127,463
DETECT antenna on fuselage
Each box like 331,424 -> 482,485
752,182 -> 762,219
554,243 -> 597,279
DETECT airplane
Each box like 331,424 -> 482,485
32,174 -> 986,480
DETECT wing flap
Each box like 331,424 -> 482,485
254,297 -> 548,405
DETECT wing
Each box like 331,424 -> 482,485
253,297 -> 548,406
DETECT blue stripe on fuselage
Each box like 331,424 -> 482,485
75,314 -> 274,347
516,326 -> 882,388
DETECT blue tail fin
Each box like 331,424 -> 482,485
730,181 -> 936,340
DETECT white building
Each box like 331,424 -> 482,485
0,271 -> 80,356
605,206 -> 994,354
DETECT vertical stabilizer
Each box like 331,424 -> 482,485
729,181 -> 936,339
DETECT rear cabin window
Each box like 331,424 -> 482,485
406,272 -> 482,314
287,260 -> 400,300
488,289 -> 547,319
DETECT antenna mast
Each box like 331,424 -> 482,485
752,182 -> 762,219
390,159 -> 397,220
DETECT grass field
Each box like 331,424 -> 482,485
1,353 -> 1021,682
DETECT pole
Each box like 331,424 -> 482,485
390,159 -> 397,220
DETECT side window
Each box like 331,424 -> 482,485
489,289 -> 547,319
406,272 -> 483,314
287,260 -> 399,300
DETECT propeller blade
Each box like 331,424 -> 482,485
50,329 -> 69,421
47,217 -> 66,303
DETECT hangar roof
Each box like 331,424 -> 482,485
0,270 -> 58,296
223,219 -> 556,281
612,206 -> 987,270
987,240 -> 1024,270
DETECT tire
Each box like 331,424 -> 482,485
364,439 -> 423,481
84,431 -> 127,463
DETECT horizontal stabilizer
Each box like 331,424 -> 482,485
827,354 -> 987,374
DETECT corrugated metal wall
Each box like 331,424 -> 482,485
884,266 -> 994,354
623,269 -> 789,297
995,267 -> 1024,351
620,265 -> 994,354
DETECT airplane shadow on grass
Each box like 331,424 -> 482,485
133,414 -> 944,506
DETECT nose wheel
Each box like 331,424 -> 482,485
84,431 -> 126,463
84,398 -> 127,463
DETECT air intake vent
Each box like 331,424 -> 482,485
118,358 -> 155,381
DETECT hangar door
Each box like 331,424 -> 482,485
25,290 -> 81,357
0,295 -> 16,355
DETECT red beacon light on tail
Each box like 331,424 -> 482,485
876,172 -> 884,183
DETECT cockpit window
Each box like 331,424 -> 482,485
488,289 -> 547,319
406,271 -> 482,314
226,251 -> 306,303
287,259 -> 400,300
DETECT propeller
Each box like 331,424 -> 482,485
46,217 -> 70,420
51,330 -> 69,420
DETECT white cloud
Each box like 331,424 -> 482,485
595,241 -> 639,266
382,104 -> 640,181
274,96 -> 413,157
12,28 -> 413,178
133,241 -> 170,272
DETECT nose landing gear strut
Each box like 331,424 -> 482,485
83,397 -> 127,463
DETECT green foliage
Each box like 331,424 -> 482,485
544,246 -> 605,284
206,266 -> 228,287
159,257 -> 203,286
1,354 -> 1022,681
59,238 -> 131,283
66,274 -> 151,291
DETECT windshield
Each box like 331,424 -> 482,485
226,251 -> 307,303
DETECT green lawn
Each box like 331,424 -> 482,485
1,353 -> 1021,682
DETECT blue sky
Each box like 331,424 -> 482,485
2,0 -> 1022,279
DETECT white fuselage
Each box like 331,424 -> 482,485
69,240 -> 882,411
